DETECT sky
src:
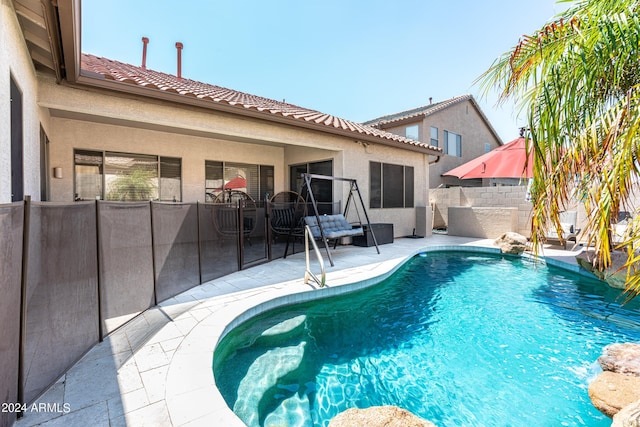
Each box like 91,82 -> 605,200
81,1 -> 572,143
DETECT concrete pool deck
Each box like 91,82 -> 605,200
15,235 -> 590,427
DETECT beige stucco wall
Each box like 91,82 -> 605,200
47,118 -> 286,203
382,99 -> 502,189
39,74 -> 431,236
0,0 -> 45,202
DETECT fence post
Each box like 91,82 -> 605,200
149,201 -> 158,306
17,196 -> 30,416
237,201 -> 243,270
95,200 -> 104,341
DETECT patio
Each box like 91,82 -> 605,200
14,235 -> 586,427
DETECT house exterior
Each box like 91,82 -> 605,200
364,95 -> 503,188
2,0 -> 442,237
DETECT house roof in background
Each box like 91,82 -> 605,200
79,53 -> 442,154
364,94 -> 503,145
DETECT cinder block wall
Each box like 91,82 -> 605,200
448,206 -> 518,238
430,186 -> 532,236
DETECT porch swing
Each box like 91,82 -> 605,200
285,173 -> 380,267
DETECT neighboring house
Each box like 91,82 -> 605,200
1,0 -> 442,237
364,95 -> 503,188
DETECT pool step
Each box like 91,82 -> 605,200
264,393 -> 313,427
233,342 -> 307,427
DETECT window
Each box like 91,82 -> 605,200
369,161 -> 414,208
11,77 -> 23,202
430,126 -> 438,147
444,130 -> 462,157
484,143 -> 491,153
73,150 -> 182,201
205,160 -> 274,202
160,157 -> 182,201
290,160 -> 333,214
405,124 -> 419,140
40,126 -> 50,201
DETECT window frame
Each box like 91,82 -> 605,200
405,124 -> 420,141
444,130 -> 462,157
73,149 -> 183,202
430,126 -> 438,147
369,161 -> 414,209
205,160 -> 274,202
289,160 -> 334,214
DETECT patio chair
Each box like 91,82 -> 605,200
612,211 -> 632,245
269,191 -> 306,240
212,195 -> 256,245
546,210 -> 580,250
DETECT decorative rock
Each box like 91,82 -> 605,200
328,406 -> 436,427
494,232 -> 528,255
612,399 -> 640,427
575,250 -> 630,290
599,343 -> 640,376
589,371 -> 640,417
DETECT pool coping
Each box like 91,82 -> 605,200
15,237 -> 596,426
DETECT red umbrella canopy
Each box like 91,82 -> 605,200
223,175 -> 247,190
442,137 -> 533,180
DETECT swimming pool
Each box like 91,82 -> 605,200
214,250 -> 640,427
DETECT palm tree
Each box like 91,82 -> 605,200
478,0 -> 640,296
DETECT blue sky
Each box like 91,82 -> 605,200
82,1 -> 571,142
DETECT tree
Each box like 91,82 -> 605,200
478,0 -> 640,296
106,169 -> 157,201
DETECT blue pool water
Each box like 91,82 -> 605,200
214,251 -> 640,427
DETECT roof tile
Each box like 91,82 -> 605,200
363,95 -> 474,127
80,53 -> 441,153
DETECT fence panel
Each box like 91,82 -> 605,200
198,204 -> 239,282
241,201 -> 268,268
23,202 -> 99,404
0,203 -> 24,427
152,203 -> 200,302
98,202 -> 154,336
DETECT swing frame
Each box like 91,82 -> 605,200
289,173 -> 380,266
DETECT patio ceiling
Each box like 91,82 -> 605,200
11,0 -> 64,81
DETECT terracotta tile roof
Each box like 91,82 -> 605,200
364,94 -> 503,146
79,53 -> 441,154
363,95 -> 475,127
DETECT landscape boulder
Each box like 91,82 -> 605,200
328,406 -> 436,427
589,371 -> 640,417
599,343 -> 640,376
575,250 -> 629,290
494,232 -> 528,255
590,343 -> 640,419
612,399 -> 640,427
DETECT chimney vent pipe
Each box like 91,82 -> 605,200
141,37 -> 149,69
175,42 -> 183,80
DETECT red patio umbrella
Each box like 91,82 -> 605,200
223,175 -> 247,190
442,137 -> 533,180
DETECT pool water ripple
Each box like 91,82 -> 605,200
214,251 -> 640,427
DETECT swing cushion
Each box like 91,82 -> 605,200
304,214 -> 363,240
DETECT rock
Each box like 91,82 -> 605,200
494,232 -> 528,255
328,406 -> 436,427
589,371 -> 640,417
612,399 -> 640,427
599,343 -> 640,376
575,250 -> 630,290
